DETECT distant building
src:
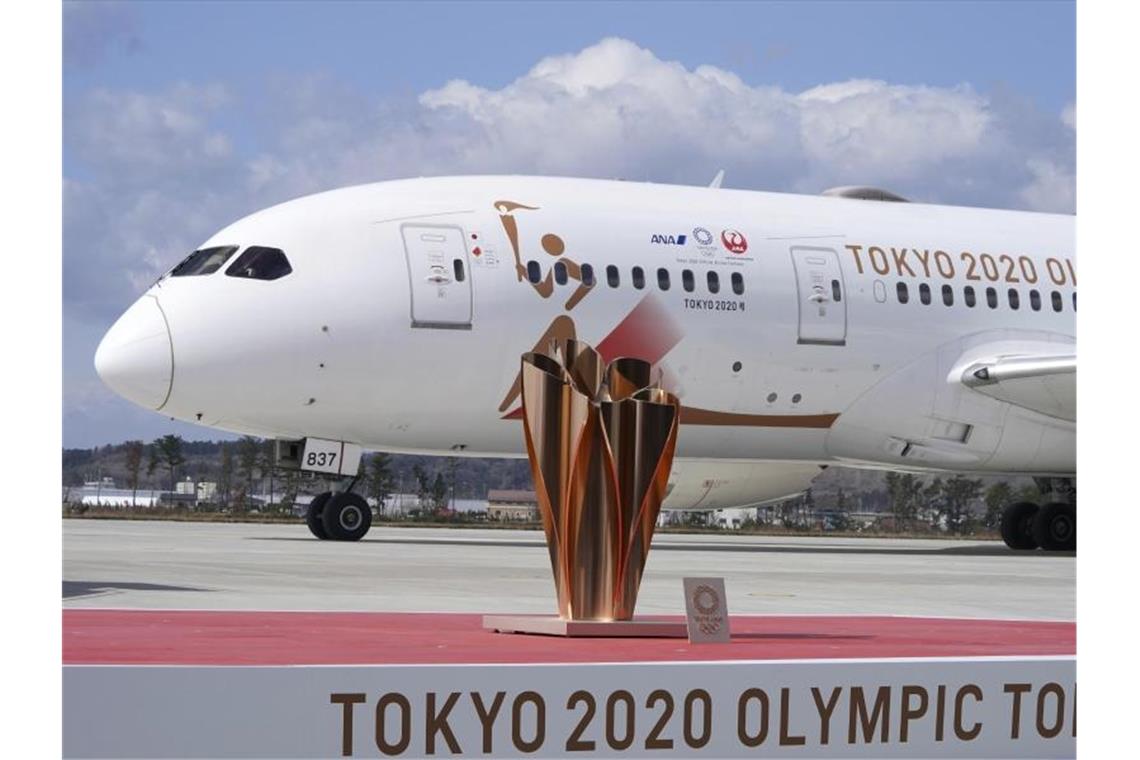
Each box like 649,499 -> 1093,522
713,507 -> 755,529
174,478 -> 217,504
73,486 -> 161,507
159,491 -> 198,507
487,490 -> 538,521
377,493 -> 489,515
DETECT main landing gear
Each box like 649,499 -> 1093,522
999,478 -> 1076,552
305,483 -> 372,541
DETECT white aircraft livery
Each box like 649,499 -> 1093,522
94,176 -> 1076,550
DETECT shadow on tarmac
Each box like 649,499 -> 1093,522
63,580 -> 208,600
247,536 -> 1075,559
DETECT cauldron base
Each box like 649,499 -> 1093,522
483,614 -> 688,638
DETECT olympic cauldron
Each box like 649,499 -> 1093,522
519,339 -> 680,621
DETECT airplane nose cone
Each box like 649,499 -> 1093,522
94,295 -> 173,410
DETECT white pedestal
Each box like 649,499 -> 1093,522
483,614 -> 688,638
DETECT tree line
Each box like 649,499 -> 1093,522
882,472 -> 1043,534
65,437 -> 1040,532
724,474 -> 1041,536
69,435 -> 521,514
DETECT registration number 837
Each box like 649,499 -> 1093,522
305,451 -> 337,468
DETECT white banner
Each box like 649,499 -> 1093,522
64,657 -> 1075,758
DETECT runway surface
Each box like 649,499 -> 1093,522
62,520 -> 1074,620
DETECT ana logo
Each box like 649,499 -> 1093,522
721,229 -> 748,254
692,227 -> 714,246
650,233 -> 687,245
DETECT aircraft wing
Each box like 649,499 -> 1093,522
959,351 -> 1076,422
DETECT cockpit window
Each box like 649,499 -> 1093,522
169,246 -> 238,277
225,246 -> 293,281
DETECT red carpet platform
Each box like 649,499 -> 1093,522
64,609 -> 1074,665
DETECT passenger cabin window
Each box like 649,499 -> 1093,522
581,263 -> 595,287
1008,288 -> 1020,310
527,260 -> 542,284
1072,292 -> 1077,311
1029,289 -> 1042,311
170,245 -> 238,277
942,284 -> 953,306
682,269 -> 695,292
632,266 -> 646,290
897,282 -> 909,304
707,271 -> 720,294
553,261 -> 568,285
919,283 -> 931,305
657,267 -> 670,291
606,264 -> 620,288
873,280 -> 887,303
224,246 -> 293,281
1051,290 -> 1063,312
733,272 -> 745,296
986,287 -> 998,308
964,285 -> 976,307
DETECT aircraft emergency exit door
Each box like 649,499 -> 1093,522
401,224 -> 473,329
791,246 -> 847,345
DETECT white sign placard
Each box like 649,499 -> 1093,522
300,438 -> 362,476
64,657 -> 1075,758
683,577 -> 731,643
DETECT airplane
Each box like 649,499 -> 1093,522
93,175 -> 1076,551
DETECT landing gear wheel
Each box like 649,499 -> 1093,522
1000,501 -> 1040,550
306,492 -> 332,539
321,492 -> 372,541
1032,502 -> 1076,552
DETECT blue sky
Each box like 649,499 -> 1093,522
66,2 -> 1074,110
63,1 -> 1075,448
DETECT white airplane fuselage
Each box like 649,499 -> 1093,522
95,176 -> 1075,509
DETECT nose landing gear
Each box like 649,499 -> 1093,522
305,492 -> 331,539
305,479 -> 373,541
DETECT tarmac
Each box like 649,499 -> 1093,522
62,519 -> 1074,620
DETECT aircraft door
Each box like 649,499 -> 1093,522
401,224 -> 473,329
791,246 -> 847,345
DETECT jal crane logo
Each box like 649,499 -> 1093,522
721,229 -> 748,254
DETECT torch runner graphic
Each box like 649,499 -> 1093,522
495,199 -> 595,412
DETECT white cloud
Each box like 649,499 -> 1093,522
66,83 -> 233,184
417,38 -> 802,182
797,81 -> 992,183
1019,157 -> 1076,213
411,38 -> 1069,209
1062,102 -> 1076,130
